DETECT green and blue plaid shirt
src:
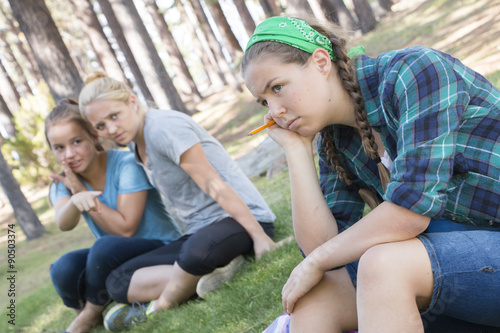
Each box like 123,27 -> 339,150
318,46 -> 500,231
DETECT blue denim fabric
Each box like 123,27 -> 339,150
343,218 -> 500,331
417,229 -> 500,329
50,236 -> 164,309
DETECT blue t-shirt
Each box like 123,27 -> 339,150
49,149 -> 182,243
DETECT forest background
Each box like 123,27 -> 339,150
0,0 -> 500,332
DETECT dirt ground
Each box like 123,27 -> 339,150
2,0 -> 500,237
387,0 -> 500,75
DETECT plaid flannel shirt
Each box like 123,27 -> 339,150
318,46 -> 500,230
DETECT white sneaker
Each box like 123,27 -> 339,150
196,255 -> 245,299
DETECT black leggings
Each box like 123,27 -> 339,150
106,218 -> 274,303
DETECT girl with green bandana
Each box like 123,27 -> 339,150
242,16 -> 500,332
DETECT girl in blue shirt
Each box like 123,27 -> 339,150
45,100 -> 181,333
242,16 -> 500,332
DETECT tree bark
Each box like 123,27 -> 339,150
373,0 -> 393,18
106,0 -> 187,112
95,0 -> 155,103
308,0 -> 331,22
377,0 -> 393,12
8,0 -> 83,102
0,5 -> 43,83
323,0 -> 356,31
0,93 -> 16,138
177,1 -> 224,90
284,0 -> 313,17
0,149 -> 45,240
0,59 -> 20,111
187,0 -> 242,92
144,0 -> 202,102
259,0 -> 280,17
69,0 -> 129,84
319,0 -> 339,23
232,0 -> 256,38
352,0 -> 377,34
0,34 -> 33,96
205,0 -> 243,63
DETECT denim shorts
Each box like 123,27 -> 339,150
344,219 -> 500,331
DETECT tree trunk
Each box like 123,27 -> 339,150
0,93 -> 16,138
373,0 -> 392,18
284,0 -> 313,17
106,0 -> 187,112
177,1 -> 223,90
323,0 -> 356,31
0,35 -> 33,96
0,149 -> 45,240
95,0 -> 155,104
352,0 -> 377,34
0,59 -> 20,111
259,0 -> 280,17
144,0 -> 202,102
307,0 -> 331,22
378,0 -> 392,12
187,0 -> 241,92
69,0 -> 129,84
205,0 -> 243,63
319,0 -> 339,23
8,0 -> 83,102
232,0 -> 256,38
181,0 -> 227,89
0,5 -> 43,83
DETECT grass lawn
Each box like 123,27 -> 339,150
2,0 -> 500,332
0,171 -> 298,333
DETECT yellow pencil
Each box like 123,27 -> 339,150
247,120 -> 276,136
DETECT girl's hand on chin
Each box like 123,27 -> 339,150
265,113 -> 314,150
51,163 -> 87,194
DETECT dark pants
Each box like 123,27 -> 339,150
50,235 -> 165,309
106,218 -> 274,303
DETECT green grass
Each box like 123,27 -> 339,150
0,170 -> 297,333
486,70 -> 500,88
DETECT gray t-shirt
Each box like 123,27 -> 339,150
129,109 -> 276,235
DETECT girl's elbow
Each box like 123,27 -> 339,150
119,222 -> 140,237
55,215 -> 77,231
121,229 -> 136,238
57,222 -> 75,232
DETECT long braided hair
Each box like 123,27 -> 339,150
242,17 -> 391,201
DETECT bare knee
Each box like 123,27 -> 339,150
357,240 -> 433,307
291,269 -> 357,332
357,243 -> 398,288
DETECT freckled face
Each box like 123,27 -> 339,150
244,56 -> 329,137
84,98 -> 142,145
243,53 -> 356,136
47,122 -> 96,174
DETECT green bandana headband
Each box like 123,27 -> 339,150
245,17 -> 365,60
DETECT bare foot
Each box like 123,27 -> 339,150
65,302 -> 104,333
